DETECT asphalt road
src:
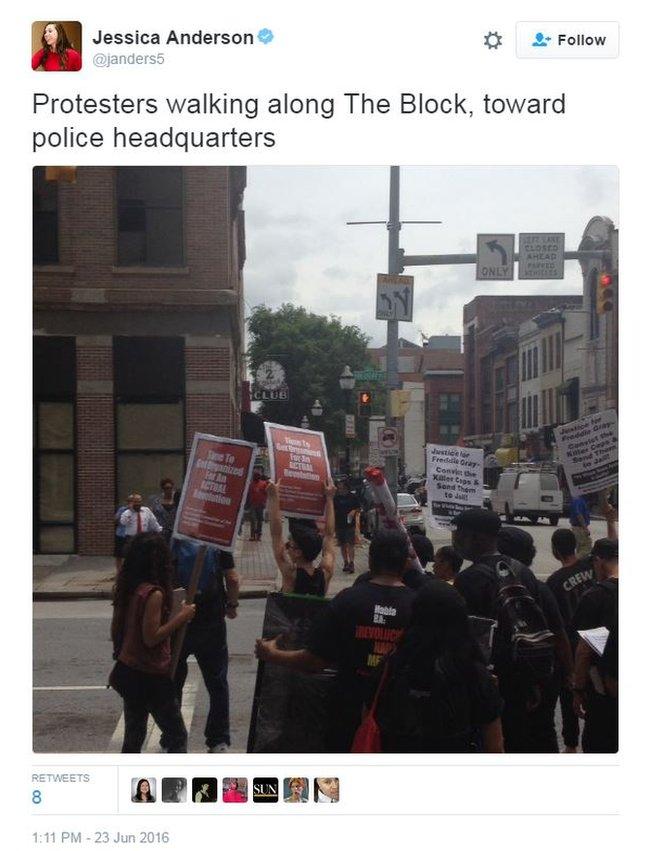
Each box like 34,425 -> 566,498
34,517 -> 603,753
33,598 -> 266,754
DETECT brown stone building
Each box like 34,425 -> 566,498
462,295 -> 582,449
33,166 -> 247,555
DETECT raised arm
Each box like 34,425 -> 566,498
266,480 -> 295,586
320,479 -> 337,591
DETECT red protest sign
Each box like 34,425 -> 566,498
173,433 -> 257,552
264,423 -> 331,519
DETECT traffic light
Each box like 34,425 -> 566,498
596,270 -> 616,315
358,390 -> 372,417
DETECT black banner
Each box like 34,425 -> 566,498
247,593 -> 336,753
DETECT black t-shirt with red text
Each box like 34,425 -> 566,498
308,582 -> 415,682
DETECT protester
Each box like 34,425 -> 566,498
569,494 -> 592,558
432,545 -> 463,584
497,525 -> 573,753
247,467 -> 268,541
333,479 -> 361,573
374,580 -> 504,753
114,501 -> 129,572
255,529 -> 416,751
119,493 -> 162,538
547,528 -> 594,752
452,510 -> 561,753
572,538 -> 619,753
166,538 -> 240,754
149,478 -> 177,543
267,478 -> 336,596
109,533 -> 195,753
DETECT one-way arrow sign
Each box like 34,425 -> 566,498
476,234 -> 515,281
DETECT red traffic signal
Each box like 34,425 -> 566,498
358,390 -> 372,416
596,271 -> 615,315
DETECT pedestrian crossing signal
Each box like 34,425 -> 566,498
596,271 -> 615,315
358,391 -> 372,417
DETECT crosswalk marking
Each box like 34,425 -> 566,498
108,666 -> 201,753
33,685 -> 107,691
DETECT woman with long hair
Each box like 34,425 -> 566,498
32,22 -> 82,71
132,778 -> 154,803
375,580 -> 504,753
110,533 -> 195,753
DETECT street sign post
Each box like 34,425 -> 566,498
344,414 -> 356,438
518,232 -> 565,279
378,425 -> 400,458
376,273 -> 415,321
476,234 -> 515,280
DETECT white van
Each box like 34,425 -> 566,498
491,467 -> 562,525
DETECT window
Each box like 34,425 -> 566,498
495,395 -> 504,432
117,167 -> 184,266
34,338 -> 76,554
542,389 -> 547,424
533,347 -> 539,378
533,394 -> 539,427
549,389 -> 554,424
507,400 -> 518,433
556,332 -> 562,369
33,167 -> 59,264
495,367 -> 505,392
506,356 -> 518,386
542,338 -> 547,373
541,474 -> 559,490
439,423 -> 461,445
114,337 -> 186,501
521,351 -> 526,382
527,396 -> 532,428
522,398 -> 527,429
527,349 -> 533,381
549,337 -> 554,371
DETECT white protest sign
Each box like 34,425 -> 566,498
425,444 -> 484,529
554,410 -> 618,496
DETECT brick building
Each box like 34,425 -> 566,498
33,166 -> 247,556
463,296 -> 582,449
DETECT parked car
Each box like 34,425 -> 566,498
365,492 -> 426,537
491,467 -> 562,525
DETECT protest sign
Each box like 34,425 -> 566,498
554,410 -> 618,496
264,422 -> 331,519
247,593 -> 335,753
425,443 -> 484,528
173,432 -> 257,551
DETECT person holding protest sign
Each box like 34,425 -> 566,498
109,533 -> 195,753
166,538 -> 241,754
267,478 -> 336,596
255,529 -> 415,751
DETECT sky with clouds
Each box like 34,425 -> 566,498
242,166 -> 618,347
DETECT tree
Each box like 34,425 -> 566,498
247,304 -> 375,456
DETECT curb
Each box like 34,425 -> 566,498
33,588 -> 272,602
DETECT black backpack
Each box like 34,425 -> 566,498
476,557 -> 555,684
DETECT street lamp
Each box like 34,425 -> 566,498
311,399 -> 323,417
339,365 -> 356,475
300,415 -> 310,429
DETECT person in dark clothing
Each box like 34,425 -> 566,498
497,525 -> 573,753
255,529 -> 416,751
353,532 -> 433,591
376,580 -> 504,753
166,539 -> 240,753
452,510 -> 565,753
572,538 -> 618,753
333,480 -> 361,574
547,528 -> 594,752
432,545 -> 463,584
267,479 -> 336,596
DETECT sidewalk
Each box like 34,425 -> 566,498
33,522 -> 368,600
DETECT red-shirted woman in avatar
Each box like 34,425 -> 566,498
32,22 -> 82,71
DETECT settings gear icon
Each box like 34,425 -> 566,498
484,31 -> 503,50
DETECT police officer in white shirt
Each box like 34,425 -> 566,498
119,492 -> 163,537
